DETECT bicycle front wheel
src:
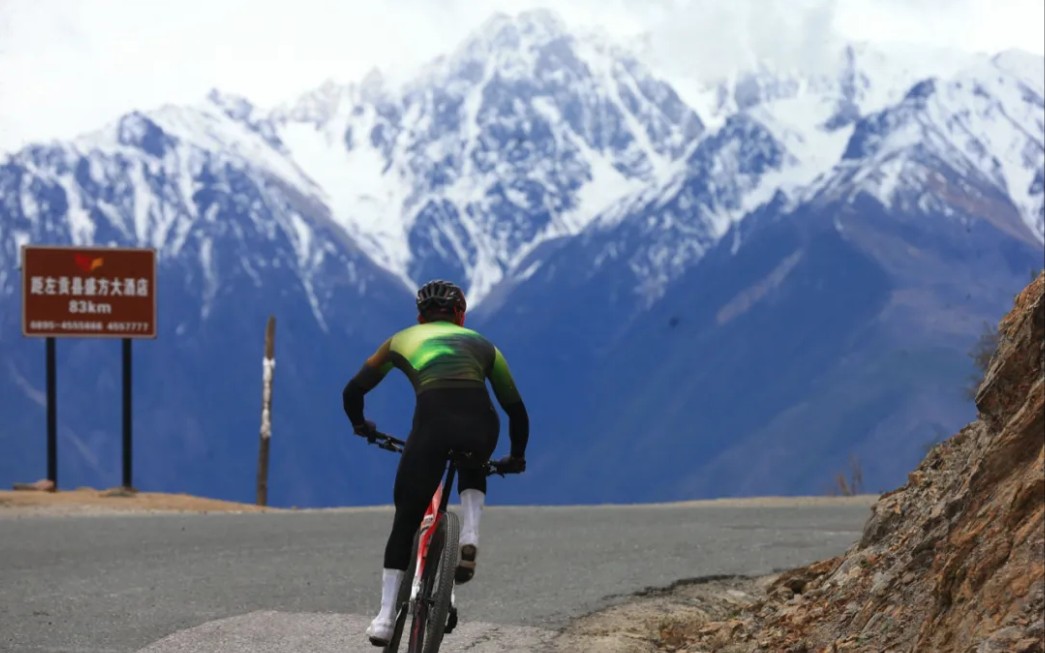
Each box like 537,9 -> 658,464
384,531 -> 419,653
421,511 -> 460,653
406,519 -> 442,653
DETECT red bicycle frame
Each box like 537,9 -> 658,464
409,481 -> 446,601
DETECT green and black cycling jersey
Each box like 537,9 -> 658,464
342,321 -> 528,457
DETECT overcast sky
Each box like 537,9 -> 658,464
0,0 -> 1042,154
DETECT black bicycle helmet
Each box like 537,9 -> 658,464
416,279 -> 467,315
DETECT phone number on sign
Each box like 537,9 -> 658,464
56,321 -> 103,330
106,322 -> 151,333
29,320 -> 104,331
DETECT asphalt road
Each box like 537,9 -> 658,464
0,498 -> 876,653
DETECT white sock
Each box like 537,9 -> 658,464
377,568 -> 404,622
459,489 -> 485,548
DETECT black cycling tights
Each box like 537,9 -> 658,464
384,387 -> 499,570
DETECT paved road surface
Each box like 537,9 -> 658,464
0,498 -> 876,652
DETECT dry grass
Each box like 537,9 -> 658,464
0,486 -> 276,517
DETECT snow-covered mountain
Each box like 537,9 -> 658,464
7,10 -> 1037,311
477,43 -> 1043,325
1,9 -> 1042,506
816,50 -> 1045,243
272,9 -> 704,301
467,21 -> 1043,503
474,40 -> 1043,504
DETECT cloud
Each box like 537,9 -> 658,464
0,0 -> 1041,153
621,0 -> 1044,85
637,0 -> 845,81
834,0 -> 1045,54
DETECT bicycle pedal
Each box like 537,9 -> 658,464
444,606 -> 458,634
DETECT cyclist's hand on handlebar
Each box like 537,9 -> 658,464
494,454 -> 526,474
352,419 -> 378,441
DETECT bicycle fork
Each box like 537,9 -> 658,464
406,481 -> 459,634
409,482 -> 445,602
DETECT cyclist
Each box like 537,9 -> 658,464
342,279 -> 529,646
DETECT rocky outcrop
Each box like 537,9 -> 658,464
558,273 -> 1044,653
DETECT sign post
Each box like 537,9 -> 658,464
122,338 -> 133,489
21,245 -> 157,491
46,337 -> 57,488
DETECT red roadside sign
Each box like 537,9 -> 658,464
21,245 -> 157,339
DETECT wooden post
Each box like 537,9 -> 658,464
256,316 -> 276,506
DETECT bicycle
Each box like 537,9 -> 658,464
366,431 -> 520,653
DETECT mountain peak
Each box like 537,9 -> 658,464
359,67 -> 386,97
439,7 -> 573,76
991,49 -> 1045,96
206,89 -> 256,122
479,8 -> 567,45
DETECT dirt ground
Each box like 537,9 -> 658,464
0,487 -> 275,517
553,575 -> 774,652
0,489 -> 878,518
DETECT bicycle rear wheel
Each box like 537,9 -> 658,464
421,511 -> 460,653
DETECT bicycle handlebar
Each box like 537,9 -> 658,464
367,431 -> 406,453
365,431 -> 521,477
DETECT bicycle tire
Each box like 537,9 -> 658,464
407,521 -> 442,653
384,531 -> 419,653
421,511 -> 460,653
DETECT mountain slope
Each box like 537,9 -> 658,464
476,50 -> 1044,504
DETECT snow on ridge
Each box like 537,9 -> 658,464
990,49 -> 1045,97
670,40 -> 981,130
271,18 -> 910,302
150,102 -> 317,196
275,79 -> 359,126
747,92 -> 852,204
841,40 -> 980,115
425,8 -> 568,82
567,41 -> 1024,300
793,51 -> 1045,244
277,106 -> 420,292
37,99 -> 333,270
263,8 -> 704,305
918,56 -> 1043,243
2,90 -> 388,326
69,98 -> 320,203
620,39 -> 985,228
571,36 -> 676,184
